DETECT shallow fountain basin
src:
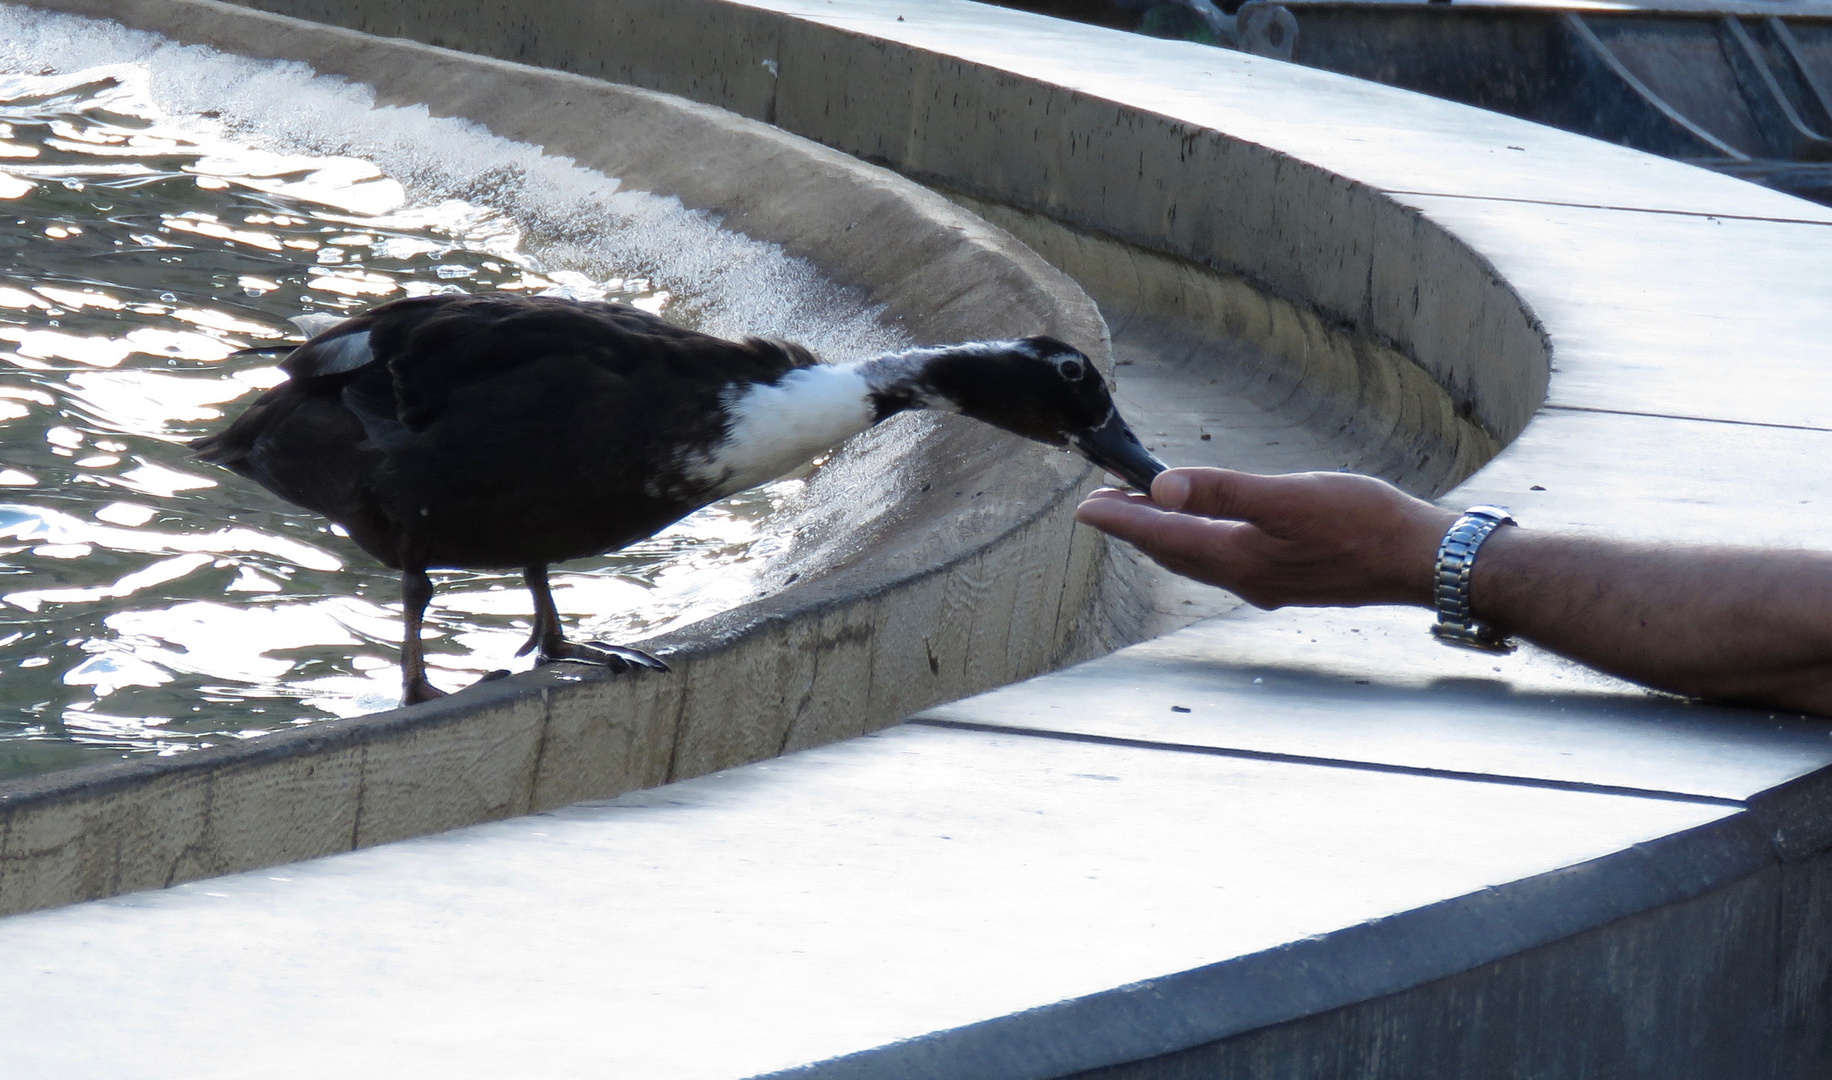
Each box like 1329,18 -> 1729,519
0,0 -> 1121,916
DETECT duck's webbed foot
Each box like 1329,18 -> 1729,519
516,564 -> 670,676
536,638 -> 670,673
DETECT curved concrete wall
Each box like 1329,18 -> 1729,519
0,0 -> 1593,917
0,0 -> 1131,917
14,0 -> 1813,942
123,1 -> 1832,1072
6,1 -> 1832,1075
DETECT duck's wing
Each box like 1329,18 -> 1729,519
277,296 -> 494,448
379,295 -> 812,433
239,293 -> 819,454
275,293 -> 522,382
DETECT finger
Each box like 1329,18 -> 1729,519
1074,493 -> 1164,535
1077,498 -> 1274,595
1079,487 -> 1142,505
1152,467 -> 1292,522
1078,498 -> 1247,564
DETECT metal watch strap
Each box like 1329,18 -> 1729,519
1430,505 -> 1517,653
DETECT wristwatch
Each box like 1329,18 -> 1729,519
1430,505 -> 1516,653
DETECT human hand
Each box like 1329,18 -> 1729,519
1074,467 -> 1457,610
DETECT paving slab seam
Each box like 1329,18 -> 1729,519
906,718 -> 1750,808
1382,188 -> 1832,227
1540,403 -> 1832,434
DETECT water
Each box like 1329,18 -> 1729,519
0,9 -> 905,781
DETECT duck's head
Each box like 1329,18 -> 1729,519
868,336 -> 1167,492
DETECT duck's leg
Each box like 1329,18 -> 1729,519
515,563 -> 669,673
400,566 -> 448,705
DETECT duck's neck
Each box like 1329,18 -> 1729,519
691,346 -> 971,498
856,345 -> 977,420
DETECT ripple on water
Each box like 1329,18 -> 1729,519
0,20 -> 899,780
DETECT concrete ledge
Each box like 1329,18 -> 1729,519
1063,859 -> 1786,1080
770,813 -> 1778,1080
0,719 -> 1803,1080
0,0 -> 1127,917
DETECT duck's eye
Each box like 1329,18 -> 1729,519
1055,358 -> 1084,380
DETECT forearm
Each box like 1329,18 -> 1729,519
1470,531 -> 1832,714
1075,468 -> 1832,716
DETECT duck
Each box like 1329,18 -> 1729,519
193,293 -> 1166,705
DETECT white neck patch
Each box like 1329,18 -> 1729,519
690,362 -> 876,497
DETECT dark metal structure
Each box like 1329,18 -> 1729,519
1288,4 -> 1832,203
1005,0 -> 1832,205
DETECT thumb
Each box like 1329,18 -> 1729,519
1151,467 -> 1283,522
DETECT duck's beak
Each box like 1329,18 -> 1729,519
1069,411 -> 1168,493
